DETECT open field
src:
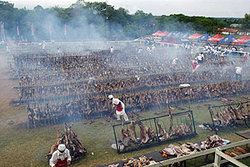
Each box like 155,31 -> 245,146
0,54 -> 250,167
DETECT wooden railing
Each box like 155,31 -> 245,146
146,139 -> 250,167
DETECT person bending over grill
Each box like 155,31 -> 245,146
50,144 -> 71,167
108,95 -> 129,122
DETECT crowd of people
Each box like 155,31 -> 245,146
7,42 -> 250,127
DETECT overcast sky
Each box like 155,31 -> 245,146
8,0 -> 250,18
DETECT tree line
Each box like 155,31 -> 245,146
0,0 -> 249,41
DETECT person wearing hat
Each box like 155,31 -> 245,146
49,144 -> 71,167
235,66 -> 242,80
108,95 -> 129,122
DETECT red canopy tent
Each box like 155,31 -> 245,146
207,34 -> 224,42
187,33 -> 202,40
232,35 -> 250,44
162,31 -> 169,35
152,30 -> 169,37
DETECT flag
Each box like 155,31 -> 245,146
31,24 -> 34,36
17,26 -> 20,36
64,24 -> 66,35
1,23 -> 4,33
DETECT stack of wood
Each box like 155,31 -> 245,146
47,123 -> 87,161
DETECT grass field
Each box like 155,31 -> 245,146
0,95 -> 249,167
0,55 -> 249,167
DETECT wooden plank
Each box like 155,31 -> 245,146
215,149 -> 248,167
158,149 -> 216,165
148,140 -> 250,167
219,139 -> 250,150
214,149 -> 221,167
201,152 -> 250,167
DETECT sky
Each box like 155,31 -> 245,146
8,0 -> 250,18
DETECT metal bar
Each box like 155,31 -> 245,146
190,110 -> 196,134
220,139 -> 250,150
112,110 -> 190,127
158,148 -> 217,165
215,149 -> 248,167
112,125 -> 119,153
208,106 -> 217,135
153,118 -> 159,141
212,101 -> 249,108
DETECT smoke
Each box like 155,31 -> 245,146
4,1 -> 250,127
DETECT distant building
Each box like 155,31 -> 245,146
217,28 -> 239,35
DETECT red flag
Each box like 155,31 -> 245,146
17,26 -> 20,36
31,24 -> 34,36
1,23 -> 4,33
64,24 -> 67,36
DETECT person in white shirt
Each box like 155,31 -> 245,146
110,46 -> 114,53
108,95 -> 129,122
49,144 -> 71,167
235,66 -> 242,80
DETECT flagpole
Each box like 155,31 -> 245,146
31,24 -> 35,42
64,24 -> 67,41
17,26 -> 20,42
48,25 -> 52,41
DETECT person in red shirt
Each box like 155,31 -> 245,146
244,53 -> 248,61
49,144 -> 71,167
108,95 -> 129,122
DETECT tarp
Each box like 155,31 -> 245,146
198,34 -> 211,41
187,33 -> 202,40
163,31 -> 169,35
207,34 -> 224,42
219,35 -> 237,43
152,30 -> 163,36
232,35 -> 250,44
166,32 -> 175,37
182,33 -> 191,39
152,30 -> 169,37
173,32 -> 181,38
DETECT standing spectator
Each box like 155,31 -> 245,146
108,95 -> 129,122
